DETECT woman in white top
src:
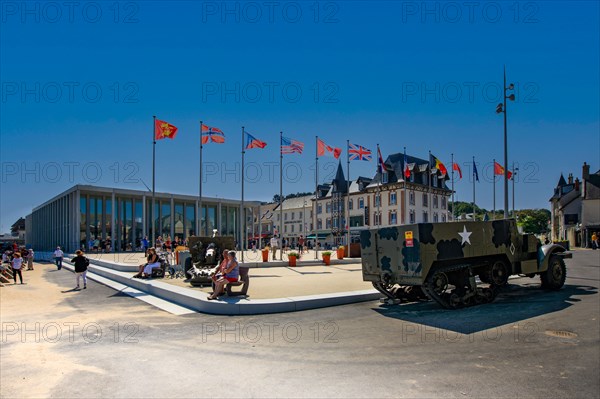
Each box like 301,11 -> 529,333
12,253 -> 23,284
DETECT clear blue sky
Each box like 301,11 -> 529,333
1,1 -> 599,233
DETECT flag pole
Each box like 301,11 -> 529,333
377,144 -> 381,226
241,126 -> 245,262
404,147 -> 408,225
152,115 -> 156,247
346,140 -> 350,257
315,135 -> 319,259
279,131 -> 283,261
493,158 -> 496,220
428,150 -> 432,221
451,153 -> 455,222
472,156 -> 476,221
199,121 -> 203,237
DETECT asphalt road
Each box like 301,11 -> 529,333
1,250 -> 598,398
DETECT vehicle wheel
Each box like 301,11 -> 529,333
487,260 -> 509,286
541,256 -> 566,290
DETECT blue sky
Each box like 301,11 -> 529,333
1,1 -> 599,232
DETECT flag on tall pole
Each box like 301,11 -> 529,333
493,158 -> 497,219
494,161 -> 513,180
403,151 -> 411,179
152,117 -> 178,245
242,129 -> 267,260
451,153 -> 455,221
472,156 -> 479,220
201,125 -> 225,144
453,162 -> 463,179
346,140 -> 351,256
317,138 -> 342,159
430,153 -> 448,176
377,146 -> 390,173
281,136 -> 304,154
314,136 -> 319,259
279,133 -> 304,260
348,143 -> 372,161
404,147 -> 409,224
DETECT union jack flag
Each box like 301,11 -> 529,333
281,136 -> 304,154
348,143 -> 372,161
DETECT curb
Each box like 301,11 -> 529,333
63,259 -> 380,315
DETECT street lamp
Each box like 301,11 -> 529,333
512,164 -> 519,218
496,66 -> 515,219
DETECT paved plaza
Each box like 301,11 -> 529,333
1,249 -> 599,398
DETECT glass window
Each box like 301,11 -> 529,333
227,207 -> 237,237
409,191 -> 415,205
389,212 -> 397,225
423,211 -> 428,223
433,195 -> 438,208
349,215 -> 363,227
80,196 -> 87,248
441,197 -> 446,209
317,219 -> 323,229
422,193 -> 428,206
410,210 -> 415,224
185,204 -> 195,237
390,192 -> 397,206
174,202 -> 184,239
433,175 -> 438,186
135,199 -> 142,248
207,206 -> 216,234
375,194 -> 381,207
105,199 -> 112,239
285,213 -> 288,221
349,199 -> 353,210
221,206 -> 228,235
161,202 -> 171,238
359,198 -> 364,209
382,172 -> 388,184
326,218 -> 331,229
317,204 -> 322,214
434,213 -> 439,223
291,225 -> 295,233
326,203 -> 331,213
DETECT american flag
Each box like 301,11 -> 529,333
348,143 -> 372,161
281,136 -> 304,154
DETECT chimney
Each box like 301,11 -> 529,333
582,162 -> 590,180
568,173 -> 573,185
575,178 -> 580,191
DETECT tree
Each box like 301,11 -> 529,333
516,209 -> 551,235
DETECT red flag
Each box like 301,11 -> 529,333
201,125 -> 225,144
154,119 -> 178,140
377,146 -> 391,173
317,138 -> 341,159
494,161 -> 513,179
430,154 -> 448,176
452,162 -> 462,179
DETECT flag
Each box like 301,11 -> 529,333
494,161 -> 513,179
377,146 -> 391,173
281,136 -> 304,154
317,138 -> 342,159
453,162 -> 463,179
245,132 -> 267,149
473,159 -> 479,182
431,154 -> 448,176
403,152 -> 411,179
201,125 -> 225,144
348,143 -> 372,161
154,119 -> 178,140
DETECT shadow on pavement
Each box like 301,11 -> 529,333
374,283 -> 598,334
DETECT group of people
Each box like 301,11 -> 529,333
153,235 -> 186,254
207,249 -> 239,300
133,247 -> 161,279
1,247 -> 35,285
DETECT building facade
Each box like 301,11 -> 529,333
26,185 -> 259,252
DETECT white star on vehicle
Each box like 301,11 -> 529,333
458,226 -> 472,245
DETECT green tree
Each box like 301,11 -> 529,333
516,209 -> 551,234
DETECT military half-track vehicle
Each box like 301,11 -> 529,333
185,236 -> 235,287
361,219 -> 572,309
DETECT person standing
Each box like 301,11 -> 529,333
298,235 -> 305,254
270,235 -> 280,261
592,232 -> 598,250
53,246 -> 64,270
142,236 -> 149,255
26,248 -> 34,270
11,252 -> 23,284
71,250 -> 89,289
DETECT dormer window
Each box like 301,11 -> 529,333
382,172 -> 388,184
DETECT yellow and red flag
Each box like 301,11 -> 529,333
154,119 -> 178,140
430,154 -> 448,176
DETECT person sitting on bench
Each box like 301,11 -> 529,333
207,251 -> 239,300
134,247 -> 160,278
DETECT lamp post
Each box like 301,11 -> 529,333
496,66 -> 516,219
512,164 -> 519,218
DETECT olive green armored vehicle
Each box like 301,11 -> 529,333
361,219 -> 572,309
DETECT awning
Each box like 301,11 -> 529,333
306,233 -> 330,239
